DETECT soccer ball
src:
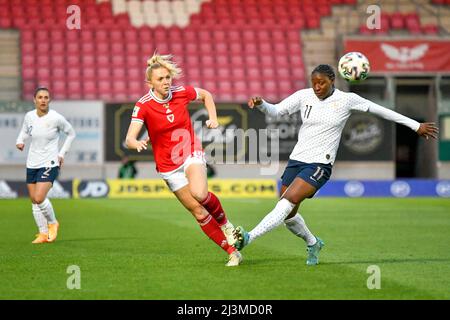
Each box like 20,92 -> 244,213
338,52 -> 370,83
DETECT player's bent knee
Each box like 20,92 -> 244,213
283,193 -> 304,206
190,189 -> 208,203
33,196 -> 46,204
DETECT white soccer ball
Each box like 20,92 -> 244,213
338,52 -> 370,82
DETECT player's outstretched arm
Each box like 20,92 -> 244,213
196,88 -> 218,129
248,96 -> 263,109
248,96 -> 279,117
247,92 -> 300,117
416,122 -> 439,140
125,121 -> 148,152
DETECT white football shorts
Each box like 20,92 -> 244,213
158,151 -> 206,192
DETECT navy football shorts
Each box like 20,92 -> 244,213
281,159 -> 332,193
26,166 -> 60,184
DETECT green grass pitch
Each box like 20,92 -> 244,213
1,198 -> 449,299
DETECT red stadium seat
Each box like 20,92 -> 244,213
22,67 -> 35,80
66,31 -> 79,43
21,30 -> 34,42
68,82 -> 83,100
22,56 -> 35,69
52,86 -> 67,101
231,68 -> 245,79
82,42 -> 95,55
80,30 -> 94,42
126,56 -> 142,69
390,12 -> 405,29
245,56 -> 259,68
66,42 -> 80,54
52,68 -> 66,82
229,43 -> 242,55
83,80 -> 97,99
216,67 -> 230,80
67,68 -> 81,81
126,43 -> 140,55
83,68 -> 96,81
202,68 -> 216,81
66,55 -> 80,68
126,68 -> 141,82
21,42 -> 35,55
36,69 -> 51,83
218,81 -> 232,93
423,24 -> 439,34
82,55 -> 96,68
246,67 -> 261,79
97,67 -> 110,81
95,30 -> 109,42
9,0 -> 309,103
202,55 -> 215,68
51,42 -> 65,55
51,55 -> 65,68
112,68 -> 126,79
0,17 -> 11,28
111,43 -> 124,55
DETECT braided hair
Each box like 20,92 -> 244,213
311,64 -> 336,81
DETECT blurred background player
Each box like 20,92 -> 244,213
118,156 -> 138,179
125,53 -> 242,266
234,64 -> 439,265
16,87 -> 76,244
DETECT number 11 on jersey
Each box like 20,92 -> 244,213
304,105 -> 313,119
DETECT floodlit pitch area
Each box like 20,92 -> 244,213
1,198 -> 449,299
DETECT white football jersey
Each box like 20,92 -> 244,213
258,88 -> 420,164
16,109 -> 76,169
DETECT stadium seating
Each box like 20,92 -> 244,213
358,12 -> 440,36
10,0 -> 444,103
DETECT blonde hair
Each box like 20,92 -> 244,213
146,53 -> 182,81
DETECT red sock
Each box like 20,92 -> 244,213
200,192 -> 228,226
197,214 -> 235,254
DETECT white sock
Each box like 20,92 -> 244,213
248,198 -> 296,243
285,213 -> 317,246
37,198 -> 57,224
32,204 -> 48,233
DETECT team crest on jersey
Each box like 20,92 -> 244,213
165,108 -> 174,122
132,106 -> 140,117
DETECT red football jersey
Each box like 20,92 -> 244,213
131,85 -> 202,173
